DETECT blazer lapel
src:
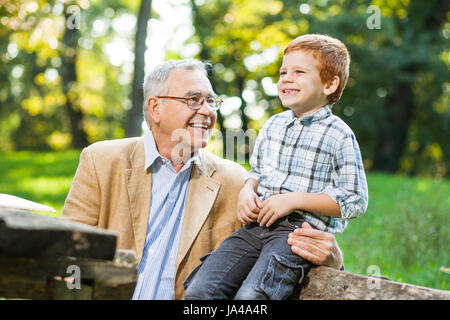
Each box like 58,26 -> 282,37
125,140 -> 152,264
176,151 -> 220,269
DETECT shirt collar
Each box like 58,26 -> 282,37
285,104 -> 332,126
143,130 -> 201,171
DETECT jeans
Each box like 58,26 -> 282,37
184,214 -> 312,300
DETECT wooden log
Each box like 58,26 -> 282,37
0,209 -> 117,260
0,250 -> 138,300
299,266 -> 450,300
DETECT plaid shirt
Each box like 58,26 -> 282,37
246,105 -> 368,234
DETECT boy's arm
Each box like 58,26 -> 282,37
287,192 -> 341,216
258,132 -> 368,226
245,122 -> 267,184
257,192 -> 339,227
284,132 -> 368,221
322,132 -> 368,220
237,178 -> 262,224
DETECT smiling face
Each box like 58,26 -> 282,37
148,67 -> 217,162
277,50 -> 330,118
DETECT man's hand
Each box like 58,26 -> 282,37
287,222 -> 342,268
237,183 -> 262,224
257,193 -> 294,227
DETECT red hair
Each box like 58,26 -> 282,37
284,34 -> 350,105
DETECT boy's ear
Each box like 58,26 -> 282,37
323,76 -> 340,96
147,97 -> 161,124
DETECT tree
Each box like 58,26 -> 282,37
125,0 -> 152,137
0,0 -> 135,151
185,0 -> 450,177
60,3 -> 89,148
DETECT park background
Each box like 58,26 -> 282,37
0,0 -> 448,291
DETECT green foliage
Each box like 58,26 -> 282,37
0,0 -> 448,177
0,0 -> 131,151
188,0 -> 450,177
336,173 -> 450,290
0,150 -> 81,215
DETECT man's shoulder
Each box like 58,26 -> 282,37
200,150 -> 248,177
84,137 -> 143,160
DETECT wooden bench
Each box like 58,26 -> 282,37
1,209 -> 448,300
0,209 -> 137,299
298,265 -> 450,299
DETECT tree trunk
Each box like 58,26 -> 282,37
190,0 -> 227,156
60,8 -> 88,149
372,0 -> 447,173
125,0 -> 152,137
236,74 -> 248,132
372,78 -> 414,172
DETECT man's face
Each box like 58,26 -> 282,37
155,68 -> 217,157
277,50 -> 328,117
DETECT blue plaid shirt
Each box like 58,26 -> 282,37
246,105 -> 368,234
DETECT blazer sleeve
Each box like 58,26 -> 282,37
61,147 -> 101,226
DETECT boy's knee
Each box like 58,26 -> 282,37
184,282 -> 210,300
234,286 -> 268,300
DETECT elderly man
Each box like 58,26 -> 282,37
61,59 -> 343,300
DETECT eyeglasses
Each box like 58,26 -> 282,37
156,95 -> 223,111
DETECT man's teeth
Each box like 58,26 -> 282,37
190,123 -> 208,129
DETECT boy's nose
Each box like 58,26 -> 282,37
282,72 -> 294,82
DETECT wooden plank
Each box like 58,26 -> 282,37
47,278 -> 94,300
299,266 -> 450,300
92,282 -> 137,300
0,209 -> 117,260
0,274 -> 48,300
0,255 -> 137,286
0,250 -> 138,300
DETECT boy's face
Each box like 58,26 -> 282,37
277,50 -> 329,117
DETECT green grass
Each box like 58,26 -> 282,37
336,173 -> 450,290
0,150 -> 81,217
0,151 -> 449,290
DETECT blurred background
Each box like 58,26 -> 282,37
0,0 -> 449,290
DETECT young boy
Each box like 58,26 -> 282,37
184,34 -> 368,300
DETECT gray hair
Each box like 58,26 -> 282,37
142,59 -> 211,128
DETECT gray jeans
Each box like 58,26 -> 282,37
184,214 -> 313,300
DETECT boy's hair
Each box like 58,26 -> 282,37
284,34 -> 350,105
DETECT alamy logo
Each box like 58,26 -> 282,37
366,265 -> 381,289
66,5 -> 81,30
366,5 -> 381,30
66,265 -> 81,289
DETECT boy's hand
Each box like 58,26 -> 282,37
258,193 -> 294,227
237,184 -> 262,224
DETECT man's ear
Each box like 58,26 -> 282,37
147,97 -> 161,124
323,76 -> 340,96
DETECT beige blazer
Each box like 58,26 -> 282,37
61,137 -> 247,299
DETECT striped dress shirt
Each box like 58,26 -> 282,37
132,130 -> 197,299
246,105 -> 368,234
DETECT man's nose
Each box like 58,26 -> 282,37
196,99 -> 216,115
